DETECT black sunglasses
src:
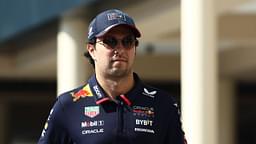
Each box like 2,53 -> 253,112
96,35 -> 137,49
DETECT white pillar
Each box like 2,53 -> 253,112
219,79 -> 235,144
181,0 -> 218,144
57,13 -> 91,95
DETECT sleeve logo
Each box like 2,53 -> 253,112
71,84 -> 93,102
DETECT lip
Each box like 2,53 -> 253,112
112,58 -> 127,62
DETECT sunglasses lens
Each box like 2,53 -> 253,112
122,36 -> 135,48
101,36 -> 136,49
103,37 -> 117,49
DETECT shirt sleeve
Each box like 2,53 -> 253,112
165,103 -> 187,144
37,99 -> 73,144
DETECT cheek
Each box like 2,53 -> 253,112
129,49 -> 136,58
127,51 -> 136,65
95,50 -> 112,62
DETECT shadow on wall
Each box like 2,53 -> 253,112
237,82 -> 256,144
0,80 -> 56,144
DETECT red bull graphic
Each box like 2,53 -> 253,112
71,84 -> 93,102
133,106 -> 155,117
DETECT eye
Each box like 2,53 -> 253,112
122,36 -> 135,47
103,37 -> 117,48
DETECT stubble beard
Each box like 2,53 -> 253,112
107,66 -> 132,79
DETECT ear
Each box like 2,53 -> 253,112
87,44 -> 96,60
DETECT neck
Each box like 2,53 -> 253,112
96,72 -> 134,100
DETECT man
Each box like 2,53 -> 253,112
38,9 -> 186,144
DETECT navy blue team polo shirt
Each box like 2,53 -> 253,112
38,73 -> 186,144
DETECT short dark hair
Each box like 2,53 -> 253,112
84,38 -> 96,68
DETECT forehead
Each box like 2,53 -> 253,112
104,25 -> 134,37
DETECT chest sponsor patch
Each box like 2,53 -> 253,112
136,119 -> 153,126
134,119 -> 155,134
134,127 -> 155,134
84,106 -> 99,118
82,128 -> 104,135
81,120 -> 104,128
133,106 -> 155,117
80,120 -> 105,135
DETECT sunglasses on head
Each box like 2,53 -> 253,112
96,35 -> 138,49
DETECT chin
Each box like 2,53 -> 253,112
109,68 -> 131,78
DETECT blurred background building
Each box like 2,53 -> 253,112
0,0 -> 256,143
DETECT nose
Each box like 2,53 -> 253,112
113,47 -> 124,56
113,40 -> 125,54
115,40 -> 124,49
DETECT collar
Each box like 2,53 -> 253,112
87,73 -> 143,106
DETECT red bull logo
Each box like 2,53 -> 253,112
71,84 -> 93,102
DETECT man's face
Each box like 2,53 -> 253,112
88,25 -> 137,78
